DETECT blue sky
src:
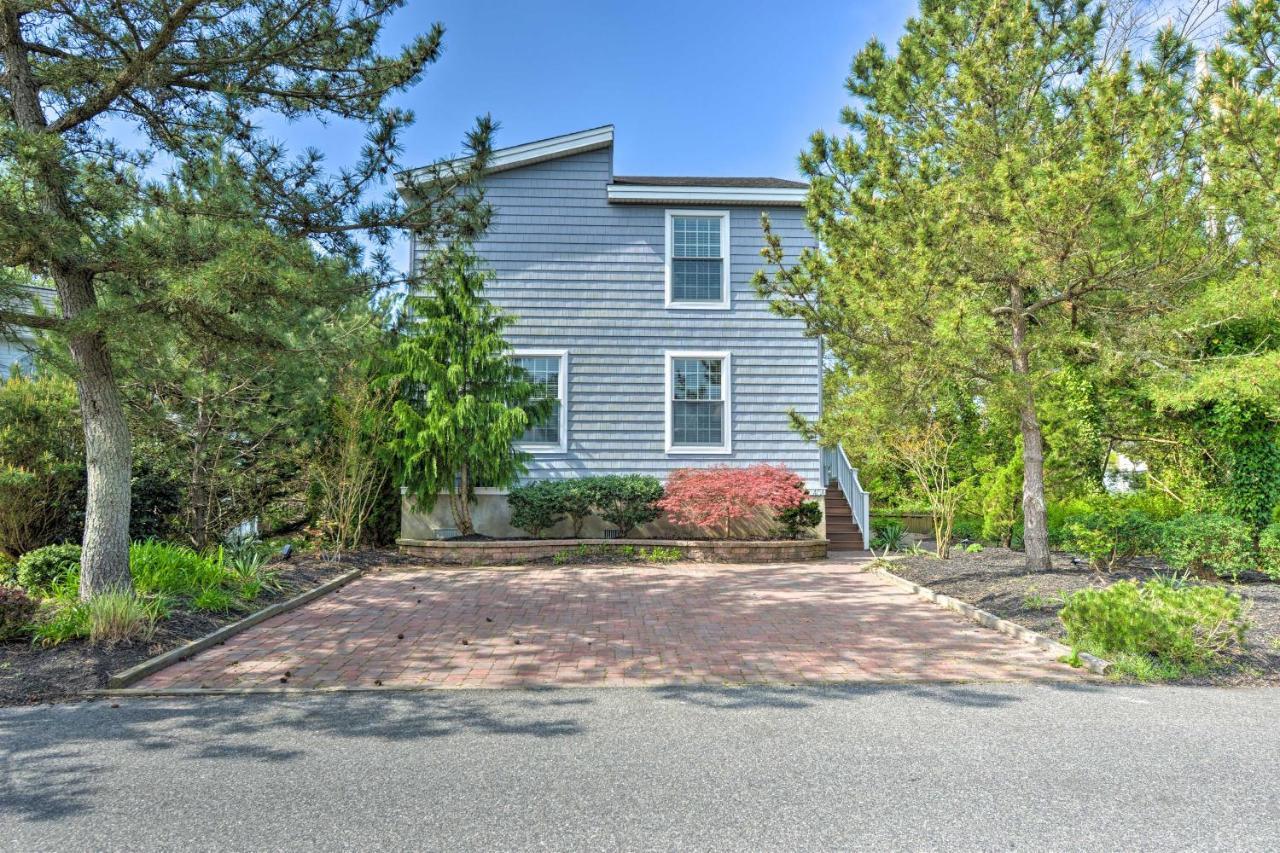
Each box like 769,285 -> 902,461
273,0 -> 916,179
254,1 -> 917,267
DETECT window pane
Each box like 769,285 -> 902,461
515,356 -> 560,445
672,258 -> 723,302
673,216 -> 721,258
671,357 -> 725,447
672,358 -> 722,401
673,401 -> 724,446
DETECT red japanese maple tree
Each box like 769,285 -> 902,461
657,464 -> 808,539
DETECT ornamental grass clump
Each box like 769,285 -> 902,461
658,464 -> 807,539
1060,577 -> 1248,679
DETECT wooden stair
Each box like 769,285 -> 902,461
824,481 -> 866,551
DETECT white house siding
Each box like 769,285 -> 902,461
410,145 -> 822,498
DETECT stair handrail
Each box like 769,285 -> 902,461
824,444 -> 871,546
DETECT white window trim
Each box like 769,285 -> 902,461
664,350 -> 732,455
513,349 -> 568,454
664,209 -> 731,310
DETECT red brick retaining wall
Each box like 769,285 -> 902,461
395,537 -> 828,565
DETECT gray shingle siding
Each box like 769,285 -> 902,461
415,145 -> 822,490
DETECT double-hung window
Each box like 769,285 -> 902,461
513,350 -> 567,452
665,210 -> 730,308
665,351 -> 731,454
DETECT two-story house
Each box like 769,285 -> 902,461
397,126 -> 868,547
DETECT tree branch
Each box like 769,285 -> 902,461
48,0 -> 201,134
0,308 -> 64,331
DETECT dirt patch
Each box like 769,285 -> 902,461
0,549 -> 415,706
888,547 -> 1280,685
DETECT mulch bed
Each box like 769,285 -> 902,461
0,548 -> 414,706
888,547 -> 1280,685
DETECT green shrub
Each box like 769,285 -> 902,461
129,540 -> 226,598
951,516 -> 983,543
871,520 -> 907,552
778,500 -> 822,539
1046,497 -> 1096,547
0,585 -> 37,640
0,373 -> 85,558
1159,514 -> 1255,581
16,543 -> 82,595
1060,578 -> 1248,675
559,480 -> 596,537
0,553 -> 16,586
642,546 -> 682,563
591,474 -> 663,535
508,481 -> 565,537
1259,523 -> 1280,581
980,449 -> 1023,546
1061,507 -> 1158,571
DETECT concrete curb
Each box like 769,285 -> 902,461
105,569 -> 364,689
868,557 -> 1112,676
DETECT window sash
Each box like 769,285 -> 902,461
669,214 -> 726,304
514,355 -> 562,446
670,357 -> 726,448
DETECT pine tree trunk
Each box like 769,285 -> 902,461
1,12 -> 133,595
1018,395 -> 1052,570
1010,286 -> 1052,571
57,266 -> 134,596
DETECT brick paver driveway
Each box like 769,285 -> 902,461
137,558 -> 1080,690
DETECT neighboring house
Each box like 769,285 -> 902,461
0,283 -> 55,375
397,126 -> 869,547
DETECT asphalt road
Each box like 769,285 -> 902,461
3,682 -> 1278,851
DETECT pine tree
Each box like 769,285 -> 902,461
385,245 -> 550,536
0,3 -> 491,595
757,0 -> 1215,569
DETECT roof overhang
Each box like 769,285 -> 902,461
606,183 -> 807,206
396,125 -> 614,199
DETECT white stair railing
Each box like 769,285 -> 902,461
822,445 -> 871,547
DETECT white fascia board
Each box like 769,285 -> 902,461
607,184 -> 807,206
396,125 -> 615,200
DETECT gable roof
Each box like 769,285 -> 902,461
397,125 -> 614,192
397,126 -> 810,205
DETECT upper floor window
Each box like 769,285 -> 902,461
513,350 -> 568,453
665,210 -> 730,309
665,351 -> 731,454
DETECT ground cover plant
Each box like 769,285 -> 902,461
551,544 -> 684,566
1060,576 -> 1249,680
